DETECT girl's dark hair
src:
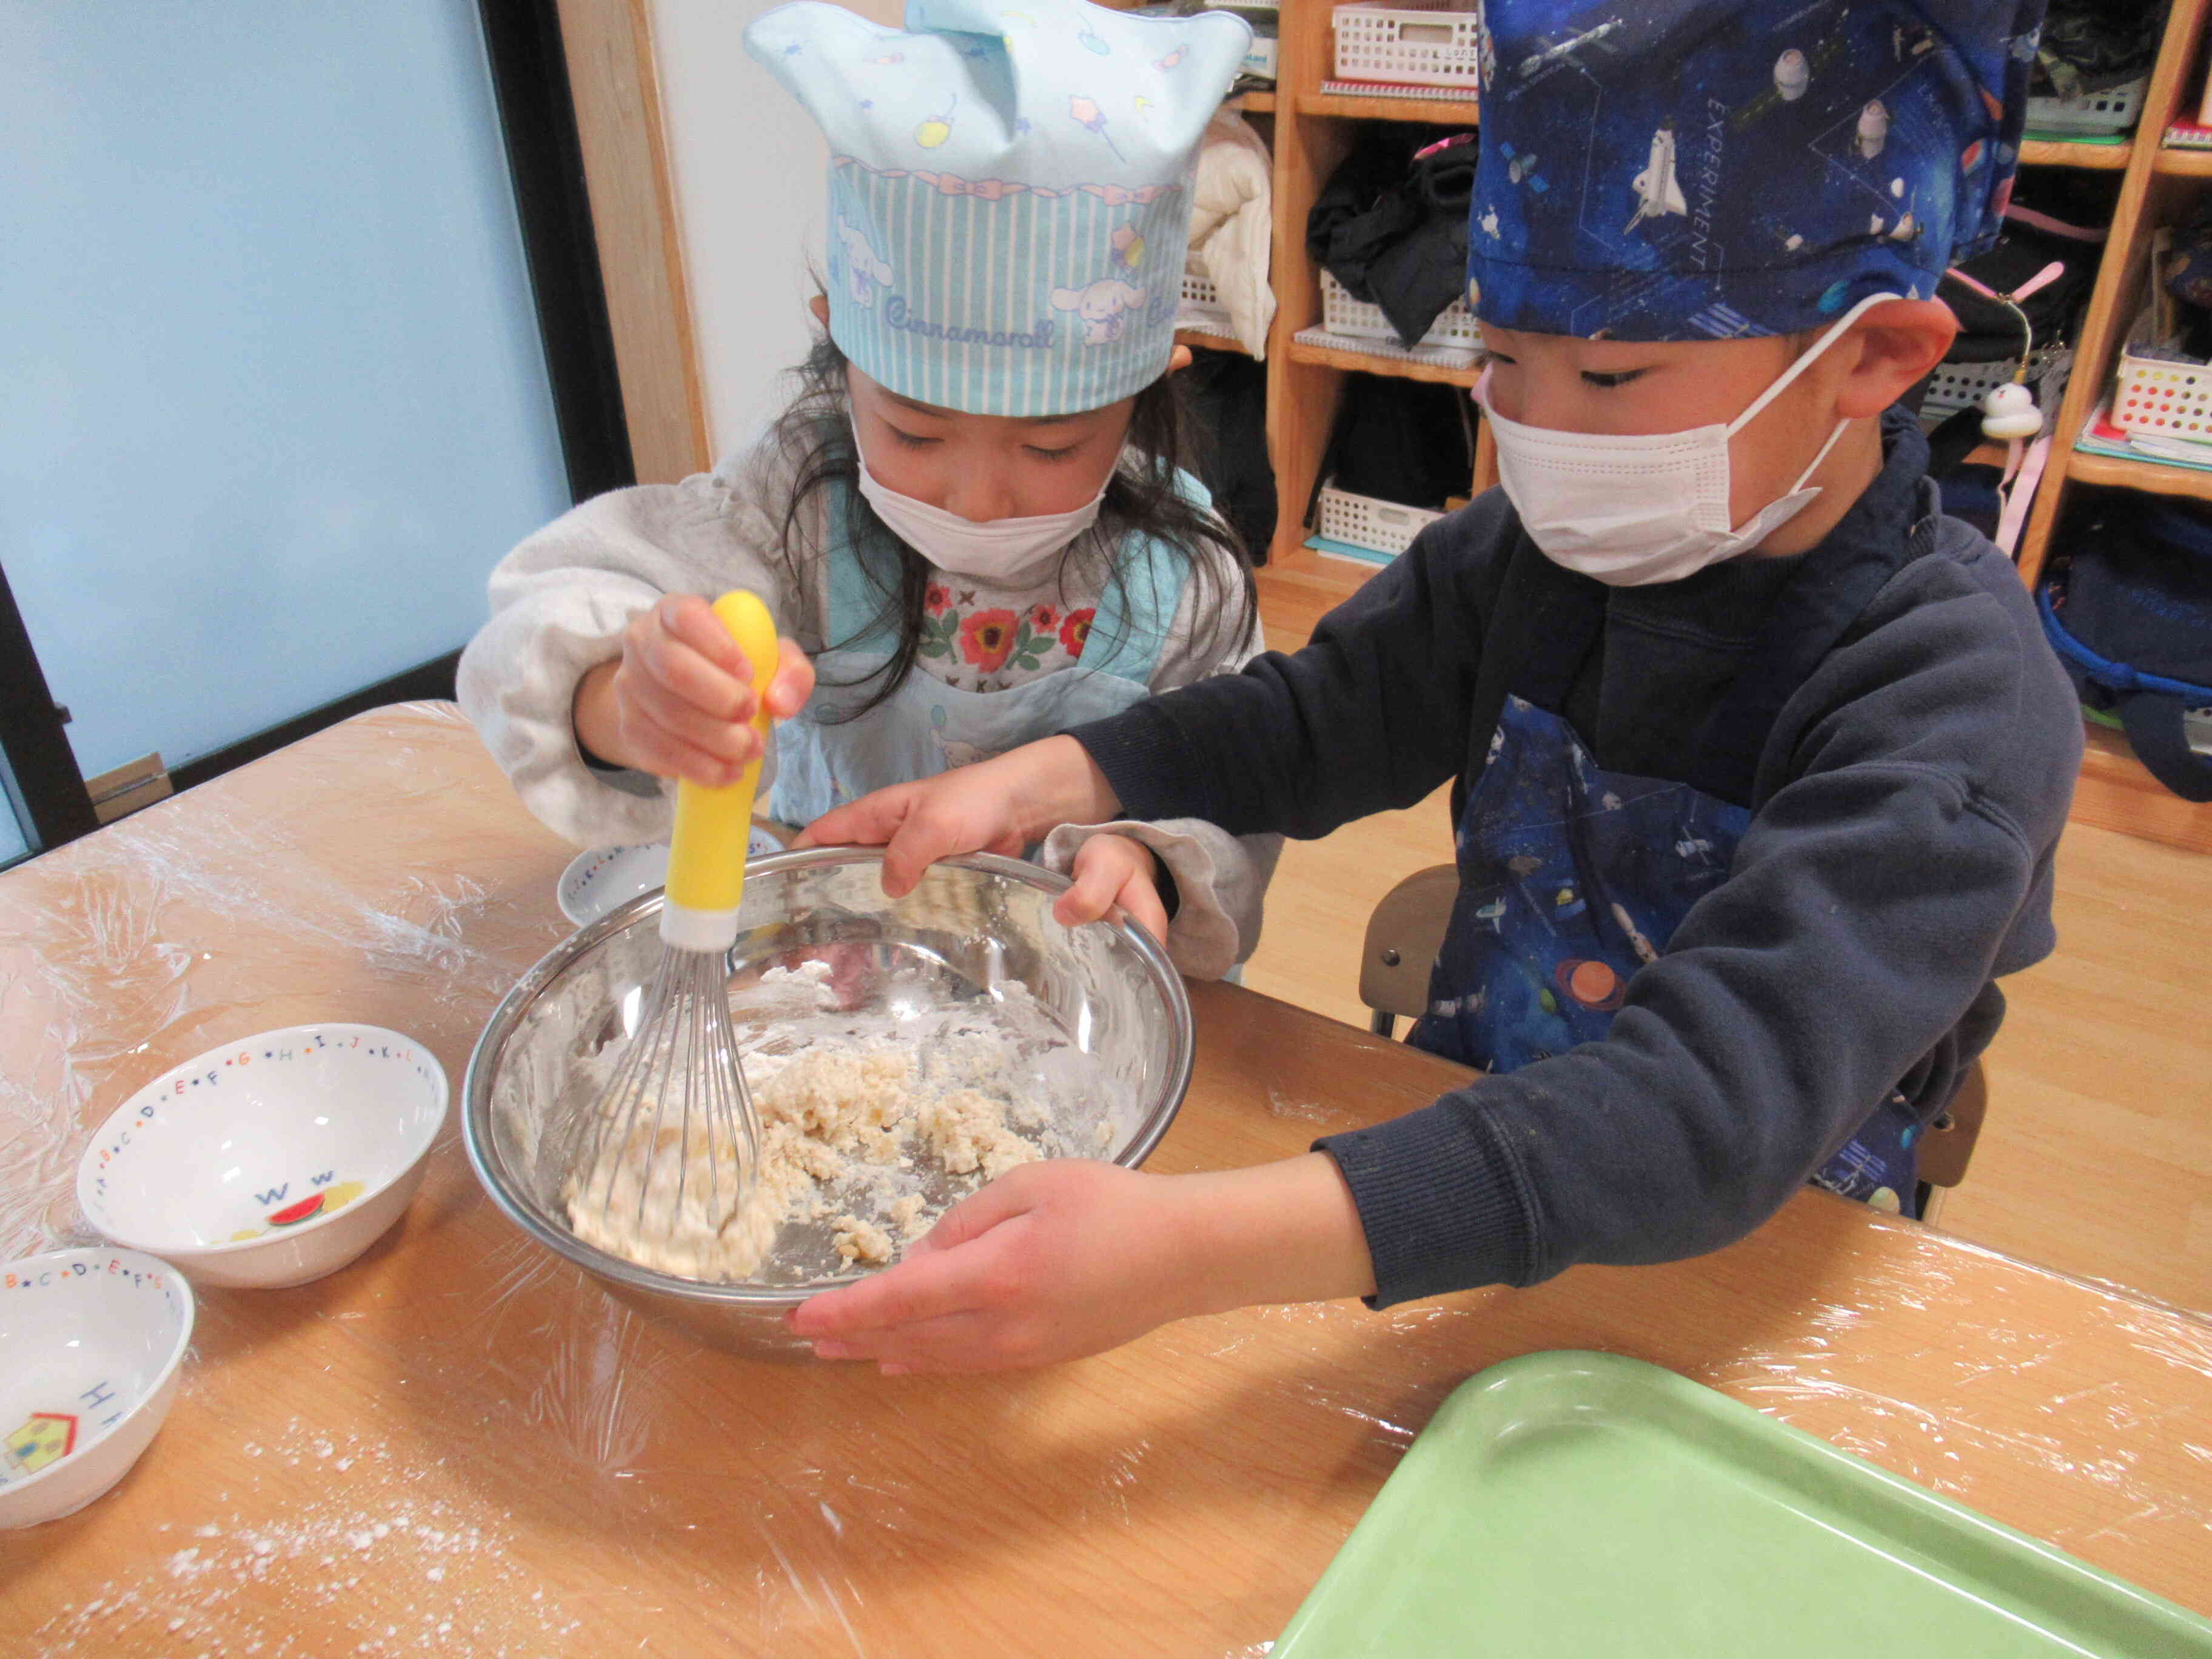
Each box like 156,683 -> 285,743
766,331 -> 1258,717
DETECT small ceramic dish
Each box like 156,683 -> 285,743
77,1024 -> 449,1289
558,821 -> 793,927
0,1247 -> 193,1527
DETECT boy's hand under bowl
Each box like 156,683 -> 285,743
573,592 -> 815,786
788,1153 -> 1375,1374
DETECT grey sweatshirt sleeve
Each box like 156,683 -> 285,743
1319,548 -> 2083,1303
455,440 -> 813,847
1037,562 -> 1283,977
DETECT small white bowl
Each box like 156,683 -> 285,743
0,1247 -> 193,1527
77,1025 -> 448,1289
558,823 -> 790,927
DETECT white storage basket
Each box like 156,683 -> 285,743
1315,484 -> 1444,558
1332,3 -> 1484,90
1319,269 -> 1481,349
1919,351 -> 2072,424
2113,349 -> 2212,444
1177,269 -> 1235,337
1181,270 -> 1225,313
2024,76 -> 2147,138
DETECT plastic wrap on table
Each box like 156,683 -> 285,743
0,704 -> 2207,1655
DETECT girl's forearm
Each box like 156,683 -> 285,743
572,660 -> 627,768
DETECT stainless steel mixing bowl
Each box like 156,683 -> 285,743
463,849 -> 1195,1358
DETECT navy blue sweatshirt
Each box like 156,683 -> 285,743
1073,416 -> 2083,1305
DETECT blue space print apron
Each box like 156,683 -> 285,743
1409,695 -> 1924,1215
769,485 -> 1190,826
1406,478 -> 1949,1218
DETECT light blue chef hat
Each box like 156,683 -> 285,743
746,0 -> 1248,416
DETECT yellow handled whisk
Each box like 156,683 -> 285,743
568,591 -> 781,1275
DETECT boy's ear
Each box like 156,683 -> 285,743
808,292 -> 831,327
1834,299 -> 1959,419
1168,343 -> 1194,374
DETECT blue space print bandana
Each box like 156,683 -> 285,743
1465,0 -> 2046,340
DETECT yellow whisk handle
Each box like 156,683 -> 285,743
662,589 -> 780,948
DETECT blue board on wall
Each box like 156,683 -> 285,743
0,1 -> 574,783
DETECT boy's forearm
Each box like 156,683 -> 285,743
1005,735 -> 1126,840
1070,517 -> 1492,839
1170,1153 -> 1377,1314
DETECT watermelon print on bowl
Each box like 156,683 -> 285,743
76,1025 -> 448,1289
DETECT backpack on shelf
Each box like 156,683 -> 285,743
1940,176 -> 2111,366
1920,175 -> 2114,478
1305,126 -> 1478,349
2039,496 -> 2212,802
1305,372 -> 1475,519
2033,0 -> 2165,103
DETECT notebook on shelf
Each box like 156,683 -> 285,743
2077,400 -> 2212,474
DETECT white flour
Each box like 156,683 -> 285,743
33,1418 -> 581,1657
563,965 -> 1053,1283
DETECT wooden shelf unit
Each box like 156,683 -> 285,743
2154,143 -> 2212,177
1176,326 -> 1252,357
1284,336 -> 1480,386
1295,90 -> 1480,124
2011,0 -> 2212,852
2066,449 -> 2212,500
1242,1 -> 1498,585
2017,138 -> 2132,171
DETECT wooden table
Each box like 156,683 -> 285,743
4,706 -> 2208,1655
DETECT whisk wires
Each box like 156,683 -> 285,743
576,944 -> 762,1243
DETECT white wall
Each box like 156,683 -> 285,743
650,0 -> 899,461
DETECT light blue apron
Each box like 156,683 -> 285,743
769,484 -> 1193,826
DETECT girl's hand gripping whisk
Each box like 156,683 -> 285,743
568,591 -> 782,1276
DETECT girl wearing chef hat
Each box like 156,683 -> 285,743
460,0 -> 1276,978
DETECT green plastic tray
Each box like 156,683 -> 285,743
1275,1351 -> 2212,1658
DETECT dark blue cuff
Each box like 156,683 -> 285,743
1068,702 -> 1221,825
1316,1092 -> 1538,1307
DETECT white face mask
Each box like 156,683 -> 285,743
1476,293 -> 1895,586
851,416 -> 1107,589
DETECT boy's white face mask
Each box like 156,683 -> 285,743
1476,293 -> 1894,586
851,417 -> 1107,589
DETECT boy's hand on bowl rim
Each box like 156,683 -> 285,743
793,735 -> 1122,896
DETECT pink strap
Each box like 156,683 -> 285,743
2002,204 -> 2106,243
1945,261 -> 2066,304
1995,433 -> 2050,558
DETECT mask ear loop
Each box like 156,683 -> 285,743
1724,290 -> 1906,438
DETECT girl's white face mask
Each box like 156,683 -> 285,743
851,417 -> 1107,589
1476,293 -> 1895,586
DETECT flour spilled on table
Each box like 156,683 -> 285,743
563,961 -> 1078,1282
33,1419 -> 582,1657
